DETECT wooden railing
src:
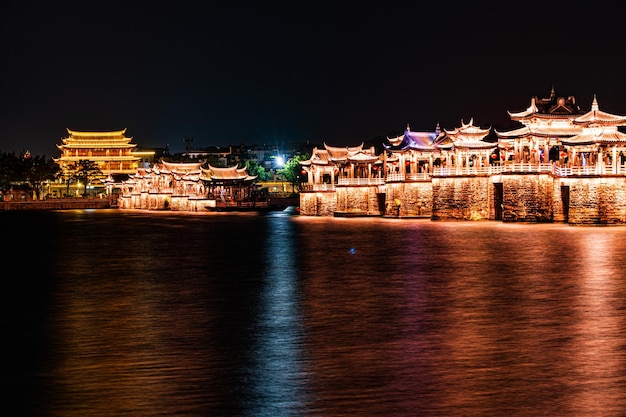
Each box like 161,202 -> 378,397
432,163 -> 553,176
301,183 -> 336,192
551,165 -> 626,176
337,177 -> 385,185
299,163 -> 626,192
386,173 -> 430,181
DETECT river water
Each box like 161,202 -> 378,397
3,209 -> 626,416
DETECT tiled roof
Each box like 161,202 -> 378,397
199,165 -> 256,181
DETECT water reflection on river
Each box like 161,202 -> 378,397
4,209 -> 626,416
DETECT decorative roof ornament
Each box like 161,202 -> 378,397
573,96 -> 626,127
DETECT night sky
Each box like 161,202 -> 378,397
2,2 -> 626,157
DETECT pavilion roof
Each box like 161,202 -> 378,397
573,96 -> 626,126
199,164 -> 257,181
444,118 -> 495,150
507,86 -> 583,121
384,124 -> 441,152
347,151 -> 380,164
495,125 -> 582,140
561,130 -> 626,147
159,160 -> 204,173
299,147 -> 331,166
66,128 -> 129,137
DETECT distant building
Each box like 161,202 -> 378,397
54,128 -> 151,176
53,128 -> 154,196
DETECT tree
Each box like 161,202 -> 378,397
24,155 -> 61,199
0,151 -> 60,199
66,160 -> 103,196
245,160 -> 271,181
278,153 -> 310,194
0,151 -> 23,192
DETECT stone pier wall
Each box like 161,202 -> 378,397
335,185 -> 384,216
566,177 -> 626,225
383,182 -> 433,217
300,191 -> 336,216
431,176 -> 492,221
552,180 -> 566,223
119,192 -> 209,211
502,174 -> 554,222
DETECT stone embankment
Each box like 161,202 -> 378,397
0,198 -> 114,210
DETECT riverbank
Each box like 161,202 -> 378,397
0,196 -> 299,211
0,198 -> 114,210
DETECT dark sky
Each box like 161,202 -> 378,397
2,2 -> 625,157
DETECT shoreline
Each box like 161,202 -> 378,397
0,198 -> 114,211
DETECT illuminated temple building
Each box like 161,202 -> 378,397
55,128 -> 143,176
299,87 -> 626,225
52,128 -> 154,196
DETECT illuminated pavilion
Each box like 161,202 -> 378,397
495,87 -> 626,174
299,143 -> 382,187
117,160 -> 263,211
495,86 -> 584,164
118,160 -> 205,210
438,118 -> 496,172
383,123 -> 444,176
199,164 -> 263,210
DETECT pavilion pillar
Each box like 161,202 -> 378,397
383,152 -> 388,179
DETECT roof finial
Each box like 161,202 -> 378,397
550,85 -> 555,99
592,94 -> 599,111
406,123 -> 410,132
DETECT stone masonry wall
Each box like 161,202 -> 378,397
335,186 -> 384,215
431,176 -> 492,221
502,174 -> 553,222
383,182 -> 433,217
567,177 -> 626,225
552,180 -> 566,223
300,191 -> 336,216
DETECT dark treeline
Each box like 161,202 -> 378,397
0,151 -> 60,199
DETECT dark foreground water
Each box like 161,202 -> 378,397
3,209 -> 626,416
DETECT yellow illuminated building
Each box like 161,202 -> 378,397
52,128 -> 154,197
55,128 -> 143,175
